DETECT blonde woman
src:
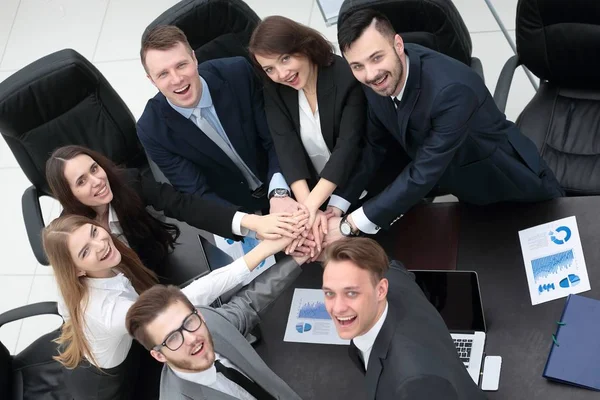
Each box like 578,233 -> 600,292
43,214 -> 294,400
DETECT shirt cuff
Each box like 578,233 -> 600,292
328,195 -> 351,214
350,207 -> 381,234
232,212 -> 250,236
268,173 -> 290,195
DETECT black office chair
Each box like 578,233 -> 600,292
338,0 -> 484,81
0,49 -> 213,284
494,0 -> 600,195
0,302 -> 69,400
143,0 -> 261,63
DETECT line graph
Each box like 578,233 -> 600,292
531,249 -> 574,283
298,301 -> 331,320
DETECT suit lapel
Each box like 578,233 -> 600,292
364,305 -> 397,400
348,341 -> 366,374
316,63 -> 336,151
158,94 -> 238,174
279,84 -> 300,132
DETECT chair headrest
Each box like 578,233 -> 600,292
143,0 -> 260,62
0,49 -> 144,194
338,0 -> 473,66
517,0 -> 600,88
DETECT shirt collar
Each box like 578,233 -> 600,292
84,271 -> 128,290
171,355 -> 219,386
391,55 -> 410,103
353,302 -> 389,356
108,204 -> 119,226
167,76 -> 212,119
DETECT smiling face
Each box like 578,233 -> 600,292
145,42 -> 201,108
343,23 -> 405,97
322,259 -> 388,340
148,301 -> 216,373
66,223 -> 121,278
255,53 -> 315,91
62,154 -> 113,212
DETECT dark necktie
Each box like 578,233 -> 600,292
214,359 -> 275,400
393,97 -> 401,111
348,341 -> 366,374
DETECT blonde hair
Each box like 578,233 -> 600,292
43,215 -> 159,369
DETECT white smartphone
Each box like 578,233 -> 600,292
481,355 -> 502,391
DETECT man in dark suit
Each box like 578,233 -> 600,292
329,10 -> 563,237
137,25 -> 303,215
126,251 -> 306,400
322,238 -> 486,399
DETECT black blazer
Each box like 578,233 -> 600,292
349,262 -> 486,400
263,55 -> 365,189
120,169 -> 241,273
137,57 -> 281,211
341,44 -> 563,229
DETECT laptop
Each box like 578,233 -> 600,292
412,270 -> 487,384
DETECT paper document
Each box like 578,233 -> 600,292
284,288 -> 349,345
213,234 -> 275,286
518,216 -> 590,305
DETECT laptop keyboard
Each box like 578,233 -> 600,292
454,338 -> 473,365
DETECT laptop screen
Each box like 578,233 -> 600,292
412,270 -> 486,333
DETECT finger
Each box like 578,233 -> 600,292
275,221 -> 300,233
320,214 -> 328,234
274,227 -> 297,239
303,239 -> 317,248
285,242 -> 295,255
277,217 -> 302,226
272,212 -> 293,218
312,224 -> 322,252
262,233 -> 283,240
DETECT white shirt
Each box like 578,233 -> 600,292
108,203 -> 250,239
352,302 -> 389,369
350,56 -> 411,234
173,353 -> 256,400
57,258 -> 250,368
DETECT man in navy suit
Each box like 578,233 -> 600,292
327,9 -> 563,239
137,25 -> 302,215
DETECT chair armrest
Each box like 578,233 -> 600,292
493,55 -> 521,113
0,302 -> 60,328
21,185 -> 48,265
470,57 -> 485,83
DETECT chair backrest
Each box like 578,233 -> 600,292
143,0 -> 261,64
515,0 -> 600,195
0,49 -> 147,196
338,0 -> 473,66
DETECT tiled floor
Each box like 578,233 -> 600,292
0,0 -> 535,354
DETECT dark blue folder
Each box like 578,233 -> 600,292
543,294 -> 600,390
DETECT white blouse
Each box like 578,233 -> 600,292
298,90 -> 331,174
57,258 -> 250,368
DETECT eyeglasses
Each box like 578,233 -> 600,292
153,309 -> 202,352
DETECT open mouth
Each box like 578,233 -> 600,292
370,74 -> 388,88
335,315 -> 357,327
284,73 -> 299,86
95,185 -> 108,197
100,244 -> 112,261
190,342 -> 204,356
173,84 -> 191,95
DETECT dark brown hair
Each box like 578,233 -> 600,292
43,214 -> 158,368
338,9 -> 396,53
323,237 -> 389,284
46,145 -> 179,272
126,285 -> 195,350
249,15 -> 334,72
140,25 -> 194,73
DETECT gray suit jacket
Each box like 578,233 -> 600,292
159,256 -> 303,400
354,262 -> 487,400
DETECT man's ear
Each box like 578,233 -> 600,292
377,278 -> 389,301
150,349 -> 168,364
393,34 -> 404,55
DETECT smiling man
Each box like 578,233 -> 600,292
322,238 -> 485,399
137,25 -> 303,216
329,9 -> 563,240
126,254 -> 306,400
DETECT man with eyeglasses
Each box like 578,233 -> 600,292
126,255 -> 305,400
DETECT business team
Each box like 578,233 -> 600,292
41,6 -> 565,400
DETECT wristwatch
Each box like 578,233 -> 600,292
340,216 -> 360,237
268,188 -> 290,199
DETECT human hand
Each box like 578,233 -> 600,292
249,213 -> 307,240
269,195 -> 308,215
324,205 -> 343,218
322,216 -> 344,248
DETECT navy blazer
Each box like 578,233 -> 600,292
137,57 -> 281,211
342,44 -> 563,228
349,262 -> 486,400
263,55 -> 365,190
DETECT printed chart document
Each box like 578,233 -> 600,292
518,216 -> 590,305
284,288 -> 349,345
213,234 -> 275,286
